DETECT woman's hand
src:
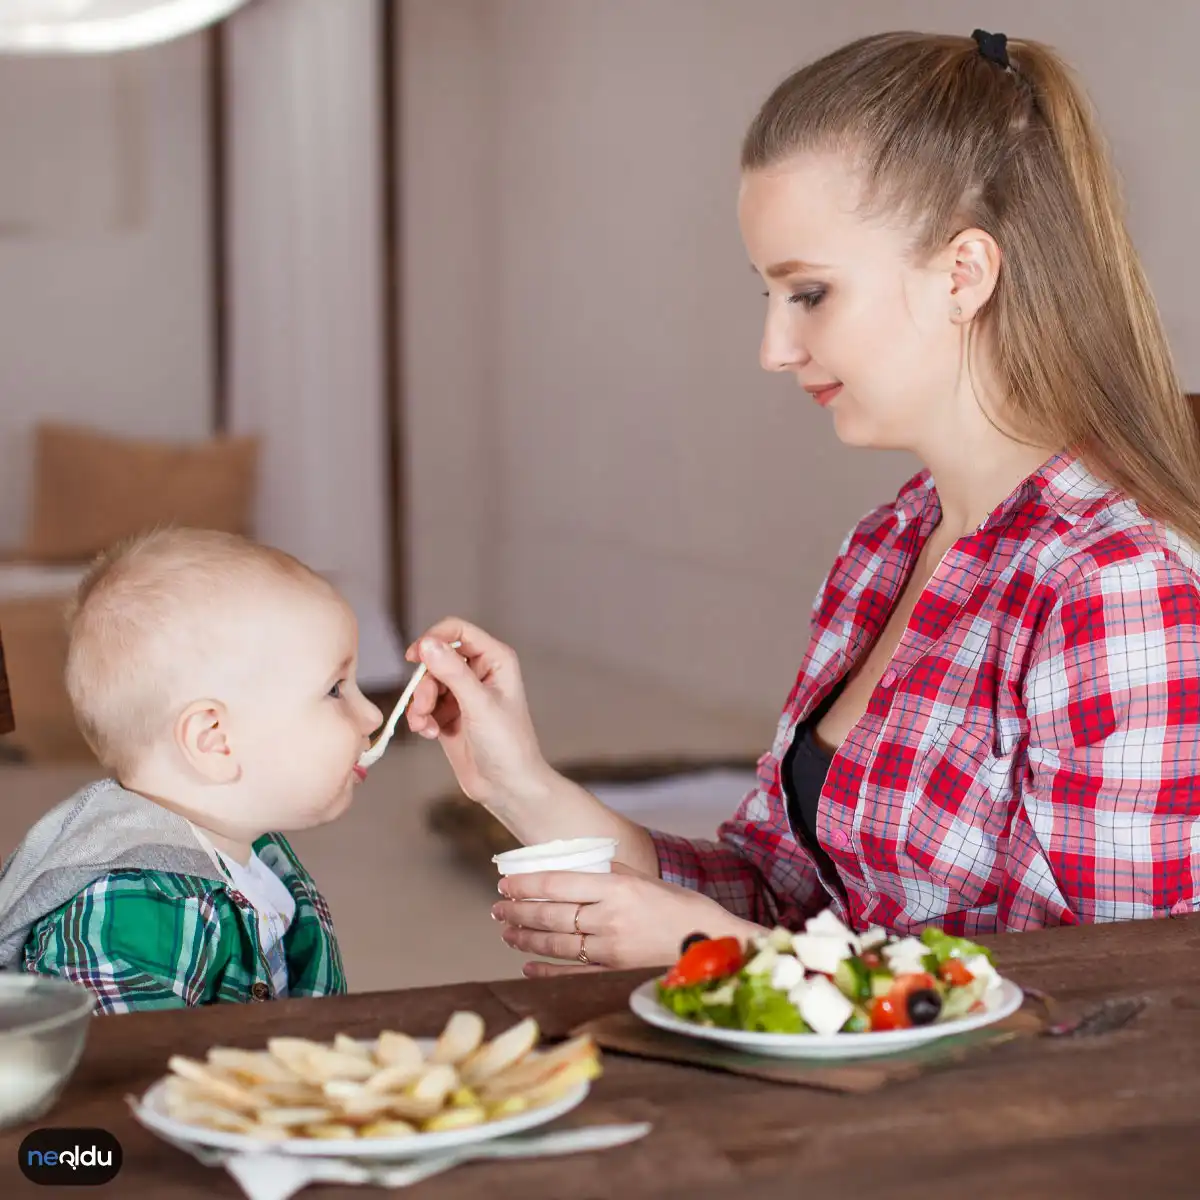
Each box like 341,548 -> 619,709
492,863 -> 763,977
403,619 -> 551,813
404,618 -> 666,869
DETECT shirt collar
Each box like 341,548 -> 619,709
895,451 -> 1110,536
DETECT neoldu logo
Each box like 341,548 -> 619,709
19,1128 -> 122,1186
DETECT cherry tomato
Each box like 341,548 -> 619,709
870,972 -> 940,1031
939,958 -> 976,988
893,971 -> 938,998
662,936 -> 744,988
869,995 -> 904,1031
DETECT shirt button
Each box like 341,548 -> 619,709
250,982 -> 270,1001
880,668 -> 898,688
829,830 -> 849,850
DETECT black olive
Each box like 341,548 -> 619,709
680,932 -> 710,954
906,987 -> 943,1026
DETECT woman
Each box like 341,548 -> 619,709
406,30 -> 1200,975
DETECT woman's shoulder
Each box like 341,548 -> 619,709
1032,456 -> 1200,573
1027,457 -> 1200,597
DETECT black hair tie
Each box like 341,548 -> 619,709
972,28 -> 1010,70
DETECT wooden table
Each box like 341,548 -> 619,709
5,916 -> 1199,1198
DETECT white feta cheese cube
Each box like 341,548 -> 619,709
769,954 -> 806,994
962,953 -> 1001,991
787,980 -> 810,1009
805,909 -> 852,939
882,936 -> 929,977
790,933 -> 853,976
805,909 -> 862,953
858,926 -> 888,951
797,974 -> 855,1036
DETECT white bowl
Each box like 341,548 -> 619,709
0,974 -> 94,1129
493,837 -> 618,876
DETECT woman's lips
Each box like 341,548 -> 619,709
806,383 -> 843,407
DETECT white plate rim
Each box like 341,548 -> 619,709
629,976 -> 1024,1059
130,1038 -> 591,1160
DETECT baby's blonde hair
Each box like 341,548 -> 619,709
66,527 -> 327,776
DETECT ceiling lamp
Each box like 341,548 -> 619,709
0,0 -> 251,54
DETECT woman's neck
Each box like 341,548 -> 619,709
915,383 -> 1063,537
925,438 -> 1059,537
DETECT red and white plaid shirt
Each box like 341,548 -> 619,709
652,453 -> 1200,935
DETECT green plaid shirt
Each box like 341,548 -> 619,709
23,834 -> 346,1013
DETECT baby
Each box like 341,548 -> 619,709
0,528 -> 382,1012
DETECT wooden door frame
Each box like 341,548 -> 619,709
0,631 -> 13,737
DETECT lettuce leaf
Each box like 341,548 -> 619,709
733,974 -> 808,1034
656,980 -> 739,1027
920,927 -> 995,967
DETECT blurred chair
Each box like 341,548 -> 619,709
0,421 -> 258,764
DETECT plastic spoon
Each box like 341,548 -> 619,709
357,641 -> 462,769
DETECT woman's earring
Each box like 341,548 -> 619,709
952,304 -> 963,318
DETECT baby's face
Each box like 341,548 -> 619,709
209,588 -> 383,836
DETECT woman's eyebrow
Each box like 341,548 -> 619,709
751,259 -> 830,279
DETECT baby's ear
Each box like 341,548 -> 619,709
176,700 -> 239,783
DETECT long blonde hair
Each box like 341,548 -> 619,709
743,32 -> 1200,542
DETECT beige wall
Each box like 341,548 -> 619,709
0,34 -> 214,551
402,0 -> 1200,715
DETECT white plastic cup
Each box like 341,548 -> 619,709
492,837 -> 618,877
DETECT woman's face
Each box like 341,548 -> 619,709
739,153 -> 965,452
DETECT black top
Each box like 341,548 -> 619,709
781,677 -> 848,895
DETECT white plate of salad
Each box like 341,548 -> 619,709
630,909 -> 1023,1060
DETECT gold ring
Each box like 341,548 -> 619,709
577,933 -> 589,964
573,903 -> 585,934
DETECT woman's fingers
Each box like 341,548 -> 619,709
406,618 -> 516,676
492,899 -> 592,934
501,926 -> 595,963
522,961 -> 605,978
416,638 -> 487,698
407,620 -> 525,705
428,690 -> 465,731
608,860 -> 642,877
404,616 -> 479,661
400,618 -> 549,815
498,873 -> 740,970
405,672 -> 441,719
404,673 -> 447,737
400,641 -> 486,740
497,871 -> 613,905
